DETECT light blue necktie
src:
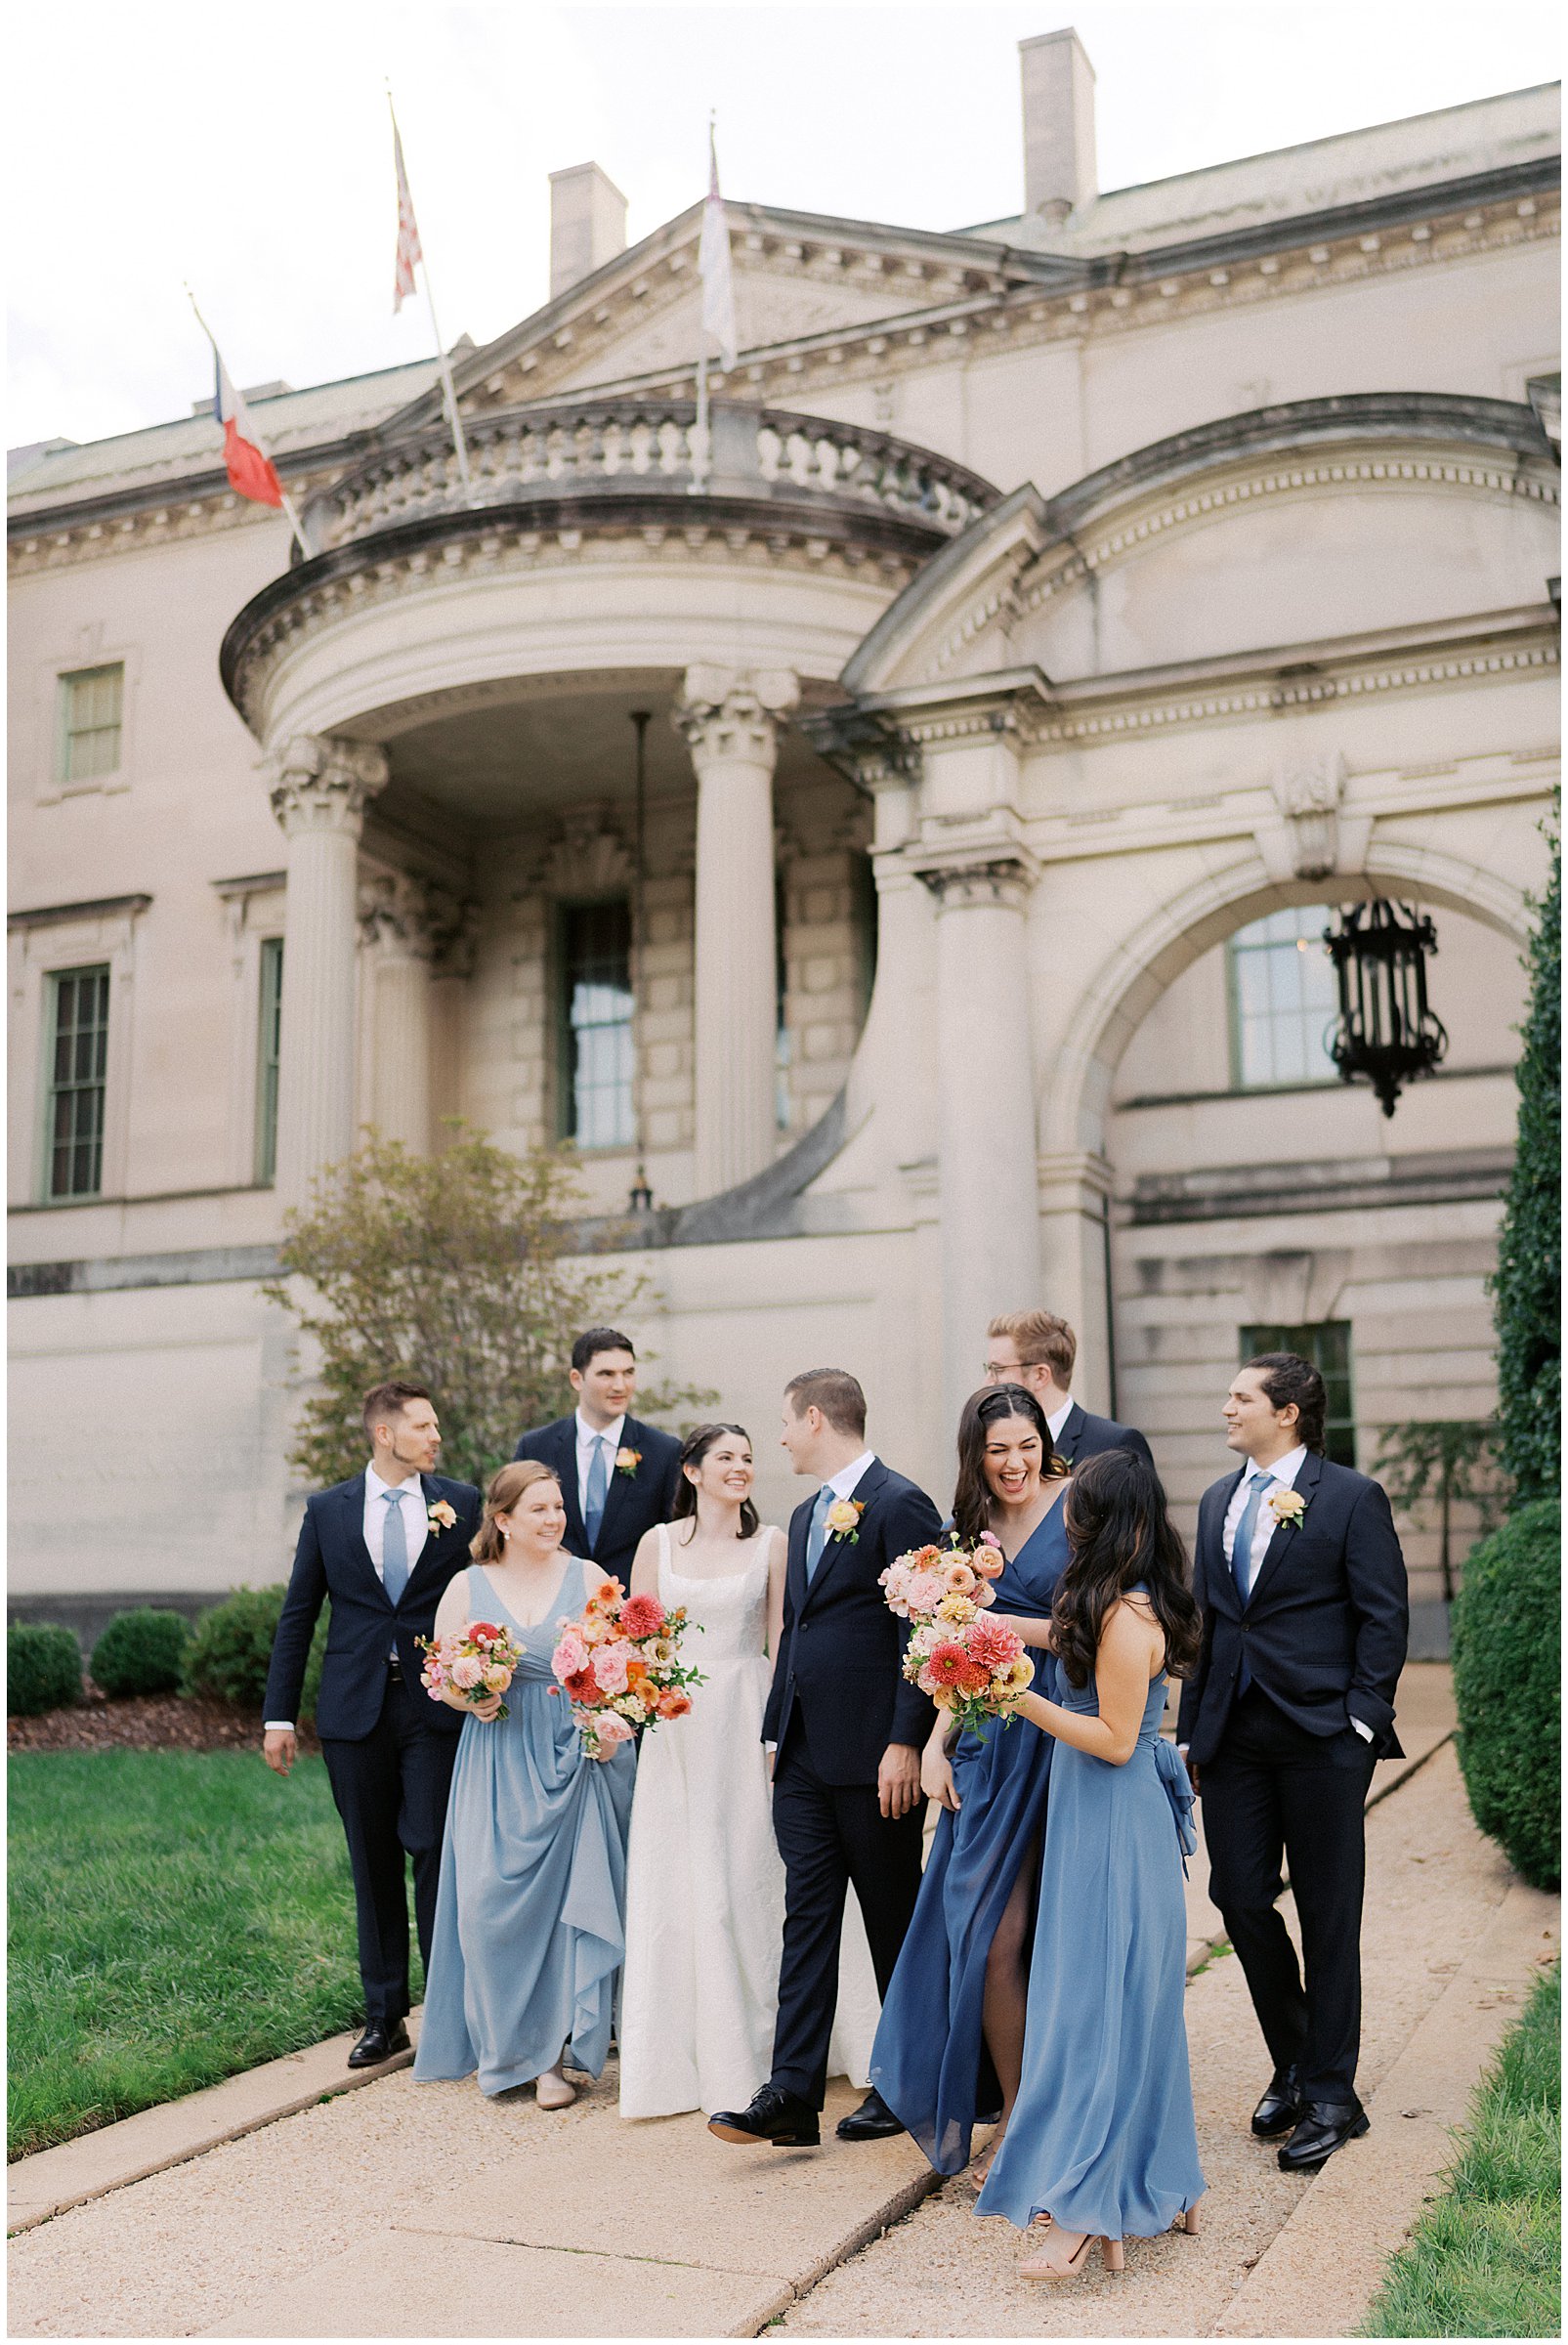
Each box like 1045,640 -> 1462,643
583,1435 -> 610,1552
381,1489 -> 410,1605
805,1484 -> 835,1583
1230,1471 -> 1274,1695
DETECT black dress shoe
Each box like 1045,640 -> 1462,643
1278,2099 -> 1369,2172
1250,2065 -> 1302,2138
707,2083 -> 820,2148
836,2087 -> 904,2141
348,2018 -> 410,2068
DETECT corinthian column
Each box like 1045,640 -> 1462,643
676,665 -> 799,1195
921,856 -> 1043,1432
269,735 -> 389,1203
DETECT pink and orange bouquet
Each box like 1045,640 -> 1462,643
549,1580 -> 706,1761
416,1619 -> 527,1721
881,1533 -> 1034,1736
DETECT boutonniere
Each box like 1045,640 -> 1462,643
614,1447 -> 643,1479
825,1497 -> 866,1545
1267,1487 -> 1307,1531
426,1499 -> 458,1536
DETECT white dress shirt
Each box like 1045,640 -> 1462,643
1221,1444 -> 1372,1740
264,1468 -> 427,1731
574,1410 -> 627,1517
821,1447 -> 875,1508
1045,1397 -> 1074,1447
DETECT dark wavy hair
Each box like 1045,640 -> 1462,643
1052,1447 -> 1202,1688
1244,1352 -> 1328,1454
952,1384 -> 1069,1546
671,1423 -> 760,1539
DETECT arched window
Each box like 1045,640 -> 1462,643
1227,906 -> 1337,1089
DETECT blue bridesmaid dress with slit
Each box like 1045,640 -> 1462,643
976,1619 -> 1204,2238
414,1556 -> 635,2095
869,1501 -> 1068,2174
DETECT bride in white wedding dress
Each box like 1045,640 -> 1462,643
617,1423 -> 882,2120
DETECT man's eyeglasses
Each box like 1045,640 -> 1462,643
982,1360 -> 1045,1381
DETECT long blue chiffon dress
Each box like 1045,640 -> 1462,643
869,1501 -> 1068,2174
975,1620 -> 1205,2239
413,1556 -> 635,2096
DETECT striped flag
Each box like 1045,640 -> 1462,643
393,120 -> 422,312
213,350 -> 283,509
698,126 -> 738,372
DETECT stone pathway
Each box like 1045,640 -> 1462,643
8,1666 -> 1557,2339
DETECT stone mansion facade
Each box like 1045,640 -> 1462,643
8,33 -> 1560,1627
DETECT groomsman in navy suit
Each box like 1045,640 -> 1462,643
263,1382 -> 482,2068
513,1327 -> 682,1588
709,1368 -> 942,2151
1178,1353 -> 1408,2172
984,1309 -> 1153,1468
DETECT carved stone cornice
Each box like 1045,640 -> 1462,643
358,869 -> 472,963
675,666 -> 801,771
915,854 -> 1037,913
541,805 -> 634,897
268,736 -> 389,837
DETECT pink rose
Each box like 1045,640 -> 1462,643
552,1629 -> 589,1680
905,1570 -> 947,1616
592,1641 -> 634,1695
594,1712 -> 635,1751
973,1581 -> 996,1609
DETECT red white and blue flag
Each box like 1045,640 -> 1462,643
213,351 -> 284,509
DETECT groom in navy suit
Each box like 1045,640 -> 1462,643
263,1382 -> 481,2068
709,1368 -> 942,2151
513,1327 -> 681,1589
1178,1353 -> 1407,2173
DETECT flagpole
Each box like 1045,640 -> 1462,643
185,287 -> 314,560
388,91 -> 477,511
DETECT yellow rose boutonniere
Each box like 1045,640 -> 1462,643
426,1499 -> 458,1536
615,1447 -> 643,1478
1267,1487 -> 1307,1531
825,1497 -> 866,1544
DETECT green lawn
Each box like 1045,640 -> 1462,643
8,1751 -> 412,2160
1364,1962 -> 1560,2338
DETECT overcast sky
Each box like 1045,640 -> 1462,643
7,1 -> 1560,452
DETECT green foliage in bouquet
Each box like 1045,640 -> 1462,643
7,1623 -> 83,1718
1489,814 -> 1560,1508
266,1125 -> 708,1494
90,1608 -> 193,1698
1451,1498 -> 1559,1891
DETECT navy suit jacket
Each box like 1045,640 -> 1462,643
264,1470 -> 482,1739
1052,1398 -> 1154,1469
1176,1451 -> 1409,1769
762,1458 -> 943,1785
512,1412 -> 681,1587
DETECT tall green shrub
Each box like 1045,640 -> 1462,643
183,1586 -> 326,1721
1490,818 -> 1560,1505
7,1624 -> 83,1718
1451,1499 -> 1559,1890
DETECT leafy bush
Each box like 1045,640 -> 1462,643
1490,818 -> 1560,1506
8,1623 -> 83,1718
90,1608 -> 193,1698
183,1586 -> 327,1722
1452,1499 -> 1560,1890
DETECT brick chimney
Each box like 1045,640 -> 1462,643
1020,28 -> 1097,223
549,162 -> 628,300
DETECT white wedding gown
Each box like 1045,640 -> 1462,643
617,1523 -> 882,2119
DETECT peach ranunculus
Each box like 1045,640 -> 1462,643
825,1497 -> 865,1540
943,1560 -> 977,1595
972,1534 -> 1006,1580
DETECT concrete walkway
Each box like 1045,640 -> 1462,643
8,1665 -> 1558,2338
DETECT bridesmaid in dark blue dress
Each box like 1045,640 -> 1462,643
870,1385 -> 1071,2180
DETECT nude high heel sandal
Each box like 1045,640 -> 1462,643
1019,2223 -> 1123,2280
535,2066 -> 576,2110
1177,2196 -> 1204,2236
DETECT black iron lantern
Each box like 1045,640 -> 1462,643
1323,899 -> 1448,1116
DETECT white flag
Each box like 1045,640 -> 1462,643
698,127 -> 738,372
393,121 -> 422,314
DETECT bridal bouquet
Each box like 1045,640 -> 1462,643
549,1580 -> 707,1761
416,1619 -> 527,1720
881,1534 -> 1034,1736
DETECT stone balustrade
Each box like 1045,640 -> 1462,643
302,398 -> 997,552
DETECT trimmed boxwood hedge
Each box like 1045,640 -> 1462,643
182,1584 -> 326,1722
90,1608 -> 193,1698
1451,1498 -> 1560,1890
8,1624 -> 83,1718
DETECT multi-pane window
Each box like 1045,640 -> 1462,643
560,901 -> 634,1148
46,964 -> 110,1199
1239,1320 -> 1356,1469
57,663 -> 124,785
1228,906 -> 1337,1088
255,938 -> 283,1185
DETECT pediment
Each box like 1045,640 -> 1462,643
850,396 -> 1560,695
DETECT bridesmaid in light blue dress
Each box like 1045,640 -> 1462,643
414,1461 -> 633,2107
977,1447 -> 1206,2281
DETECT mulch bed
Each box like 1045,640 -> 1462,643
9,1684 -> 319,1755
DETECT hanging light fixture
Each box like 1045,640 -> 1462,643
1323,899 -> 1448,1116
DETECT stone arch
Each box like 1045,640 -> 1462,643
1045,839 -> 1532,1158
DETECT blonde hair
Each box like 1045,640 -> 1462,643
988,1309 -> 1076,1386
471,1459 -> 561,1563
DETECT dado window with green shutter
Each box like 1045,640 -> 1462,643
56,664 -> 124,787
255,937 -> 284,1185
45,964 -> 111,1199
